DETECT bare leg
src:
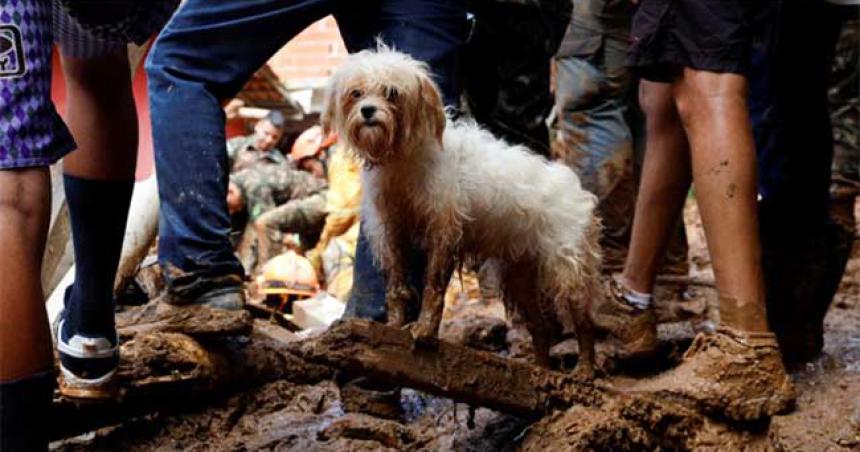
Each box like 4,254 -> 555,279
622,80 -> 692,294
0,169 -> 52,381
674,69 -> 767,332
61,50 -> 137,180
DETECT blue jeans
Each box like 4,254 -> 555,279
146,0 -> 465,308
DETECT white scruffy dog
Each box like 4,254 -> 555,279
322,46 -> 601,376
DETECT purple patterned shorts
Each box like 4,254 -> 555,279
0,0 -> 74,169
0,0 -> 176,169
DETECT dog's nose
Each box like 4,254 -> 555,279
361,105 -> 377,120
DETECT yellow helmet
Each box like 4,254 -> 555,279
260,250 -> 320,298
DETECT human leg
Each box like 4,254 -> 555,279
54,48 -> 137,397
589,79 -> 690,357
0,0 -> 76,447
674,69 -> 766,332
0,169 -> 54,452
629,68 -> 795,422
554,33 -> 639,273
621,80 -> 691,294
145,0 -> 333,303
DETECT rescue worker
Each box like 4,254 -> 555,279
552,0 -> 689,276
308,143 -> 363,301
259,250 -> 321,314
228,163 -> 328,272
290,125 -> 335,180
226,110 -> 289,173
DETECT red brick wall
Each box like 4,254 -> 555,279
268,16 -> 347,89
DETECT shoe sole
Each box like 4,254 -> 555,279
58,366 -> 117,400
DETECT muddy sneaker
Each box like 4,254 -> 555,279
590,277 -> 658,359
54,311 -> 119,400
630,327 -> 796,422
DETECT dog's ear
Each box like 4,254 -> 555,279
320,74 -> 339,136
417,74 -> 446,146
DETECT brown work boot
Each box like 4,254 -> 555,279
590,277 -> 658,359
629,327 -> 796,422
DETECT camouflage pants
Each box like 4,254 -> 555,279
553,29 -> 688,274
830,15 -> 859,230
237,193 -> 328,272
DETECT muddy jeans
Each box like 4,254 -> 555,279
147,0 -> 465,304
553,5 -> 688,275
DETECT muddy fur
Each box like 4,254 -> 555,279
322,45 -> 601,376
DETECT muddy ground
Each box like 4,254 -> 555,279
53,199 -> 860,451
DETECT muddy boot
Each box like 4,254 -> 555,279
630,327 -> 796,422
118,273 -> 253,339
590,277 -> 658,360
339,377 -> 403,421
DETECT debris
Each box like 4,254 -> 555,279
292,293 -> 345,330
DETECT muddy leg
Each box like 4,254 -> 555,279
385,267 -> 412,328
375,219 -> 415,328
571,298 -> 596,378
410,243 -> 456,346
505,265 -> 554,368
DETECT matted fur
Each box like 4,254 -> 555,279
323,46 -> 601,374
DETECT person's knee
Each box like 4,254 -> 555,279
674,71 -> 747,126
639,81 -> 676,120
0,169 -> 50,240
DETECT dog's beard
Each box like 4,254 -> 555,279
346,112 -> 395,167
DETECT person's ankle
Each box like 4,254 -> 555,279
614,274 -> 653,310
718,295 -> 769,333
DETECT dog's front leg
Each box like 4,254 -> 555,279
380,226 -> 413,328
411,241 -> 456,347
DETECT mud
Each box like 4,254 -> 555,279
116,301 -> 253,339
53,200 -> 860,451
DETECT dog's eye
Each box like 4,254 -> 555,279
350,89 -> 363,99
386,87 -> 399,102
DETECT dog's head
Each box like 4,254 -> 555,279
322,45 -> 446,167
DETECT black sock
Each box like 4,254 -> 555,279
63,175 -> 133,339
0,371 -> 54,451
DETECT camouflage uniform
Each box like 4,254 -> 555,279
226,134 -> 288,173
461,0 -> 572,154
553,0 -> 688,274
231,163 -> 328,269
830,15 -> 859,230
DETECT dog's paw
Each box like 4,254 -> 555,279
571,363 -> 596,381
